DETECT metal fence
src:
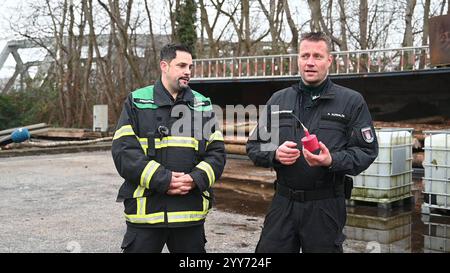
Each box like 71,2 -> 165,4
192,46 -> 430,80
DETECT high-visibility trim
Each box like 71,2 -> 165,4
155,136 -> 198,150
196,161 -> 215,186
207,130 -> 224,144
140,160 -> 161,189
124,212 -> 165,224
136,197 -> 147,216
202,191 -> 210,212
138,138 -> 149,155
137,136 -> 199,152
167,211 -> 208,223
113,125 -> 135,140
125,210 -> 208,224
133,185 -> 146,198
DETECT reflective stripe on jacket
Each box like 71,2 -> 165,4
112,80 -> 226,227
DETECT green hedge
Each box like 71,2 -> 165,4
0,86 -> 57,130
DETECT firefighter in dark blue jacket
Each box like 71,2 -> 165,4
246,32 -> 378,253
112,44 -> 226,253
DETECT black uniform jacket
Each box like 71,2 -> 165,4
112,79 -> 226,227
246,78 -> 378,190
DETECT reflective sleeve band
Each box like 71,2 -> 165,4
207,130 -> 224,145
113,125 -> 135,140
196,161 -> 215,186
140,160 -> 161,189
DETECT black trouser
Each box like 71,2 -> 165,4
121,224 -> 207,253
255,193 -> 347,253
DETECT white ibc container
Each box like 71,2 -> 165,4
351,128 -> 413,203
422,215 -> 450,253
423,131 -> 450,211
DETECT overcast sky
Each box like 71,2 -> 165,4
0,0 -> 24,41
0,0 -> 26,77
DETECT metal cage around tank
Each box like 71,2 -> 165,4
422,130 -> 450,215
350,128 -> 414,204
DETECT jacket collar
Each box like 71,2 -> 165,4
293,77 -> 336,100
153,78 -> 195,106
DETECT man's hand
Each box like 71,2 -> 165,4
302,141 -> 332,167
167,172 -> 195,195
275,141 -> 301,165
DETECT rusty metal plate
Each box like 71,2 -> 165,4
429,14 -> 450,67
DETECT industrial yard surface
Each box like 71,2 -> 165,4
0,150 -> 444,253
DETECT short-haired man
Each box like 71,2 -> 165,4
247,32 -> 378,253
112,44 -> 226,253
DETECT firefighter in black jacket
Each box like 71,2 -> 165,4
247,32 -> 378,253
112,44 -> 226,253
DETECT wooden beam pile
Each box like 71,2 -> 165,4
31,128 -> 106,139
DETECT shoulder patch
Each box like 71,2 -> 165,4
361,127 -> 375,143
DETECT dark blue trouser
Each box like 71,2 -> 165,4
255,193 -> 347,253
121,224 -> 207,253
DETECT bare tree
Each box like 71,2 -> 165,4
214,0 -> 270,56
199,0 -> 225,57
439,0 -> 450,14
144,0 -> 158,79
284,0 -> 299,53
337,0 -> 348,51
98,0 -> 144,87
241,0 -> 251,55
358,0 -> 368,50
168,0 -> 181,42
257,0 -> 286,53
420,0 -> 431,68
307,0 -> 347,51
402,0 -> 417,69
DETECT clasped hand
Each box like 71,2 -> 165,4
166,172 -> 195,195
